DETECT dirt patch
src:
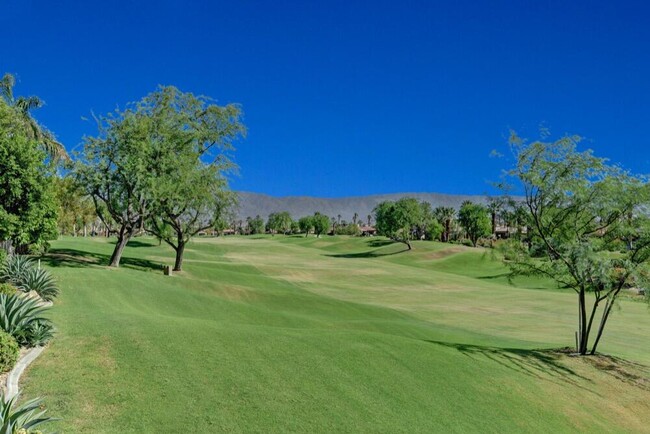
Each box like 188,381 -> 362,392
424,247 -> 467,260
584,353 -> 650,391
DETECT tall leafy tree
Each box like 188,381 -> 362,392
141,87 -> 245,271
0,98 -> 58,253
298,216 -> 314,237
434,206 -> 455,242
267,212 -> 293,235
52,176 -> 97,236
312,213 -> 330,238
458,201 -> 491,247
503,132 -> 650,355
374,197 -> 422,250
248,215 -> 265,235
75,107 -> 155,267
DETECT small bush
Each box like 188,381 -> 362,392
0,283 -> 17,296
460,239 -> 474,247
21,320 -> 54,347
0,255 -> 59,301
0,255 -> 34,286
0,393 -> 56,432
0,294 -> 52,347
0,330 -> 19,373
15,267 -> 59,302
0,249 -> 6,266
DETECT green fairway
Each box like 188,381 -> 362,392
21,236 -> 650,432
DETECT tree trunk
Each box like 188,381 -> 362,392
173,241 -> 185,272
405,240 -> 412,250
109,228 -> 132,267
577,289 -> 588,354
590,288 -> 621,355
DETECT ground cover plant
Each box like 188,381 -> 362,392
0,393 -> 55,434
20,235 -> 650,432
1,256 -> 59,301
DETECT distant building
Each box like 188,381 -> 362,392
359,225 -> 377,236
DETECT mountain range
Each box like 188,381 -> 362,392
235,191 -> 491,222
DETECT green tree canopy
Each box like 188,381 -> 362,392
433,206 -> 455,242
298,216 -> 314,237
141,87 -> 245,271
312,213 -> 330,238
458,201 -> 491,247
374,197 -> 422,250
247,215 -> 265,235
503,132 -> 650,355
74,106 -> 156,266
0,73 -> 68,161
267,212 -> 293,235
75,86 -> 244,269
0,98 -> 58,253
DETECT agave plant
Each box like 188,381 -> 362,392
21,322 -> 53,348
0,295 -> 52,347
13,269 -> 58,302
0,393 -> 55,433
0,257 -> 34,287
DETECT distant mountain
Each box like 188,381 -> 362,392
235,191 -> 491,222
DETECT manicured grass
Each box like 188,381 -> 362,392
21,235 -> 650,432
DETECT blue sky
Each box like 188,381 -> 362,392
2,1 -> 649,197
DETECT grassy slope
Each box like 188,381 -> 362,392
21,235 -> 650,433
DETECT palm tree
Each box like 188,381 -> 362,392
0,73 -> 68,161
486,197 -> 504,236
434,206 -> 456,242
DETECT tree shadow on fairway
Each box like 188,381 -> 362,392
425,340 -> 592,389
325,239 -> 408,258
326,247 -> 409,259
42,248 -> 163,272
583,353 -> 650,391
124,239 -> 158,248
477,272 -> 511,280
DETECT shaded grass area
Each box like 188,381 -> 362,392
20,235 -> 650,432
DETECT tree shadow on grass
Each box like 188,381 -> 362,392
425,340 -> 593,390
477,272 -> 511,280
42,248 -> 163,272
124,239 -> 158,248
584,353 -> 650,391
326,247 -> 409,259
325,239 -> 408,258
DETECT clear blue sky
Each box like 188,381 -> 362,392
2,1 -> 649,197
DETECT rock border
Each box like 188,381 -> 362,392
6,346 -> 45,400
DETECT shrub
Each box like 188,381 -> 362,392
14,268 -> 59,302
0,256 -> 59,301
0,331 -> 18,373
0,294 -> 53,347
0,393 -> 56,433
0,284 -> 16,297
21,321 -> 53,348
0,250 -> 5,267
0,256 -> 34,286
